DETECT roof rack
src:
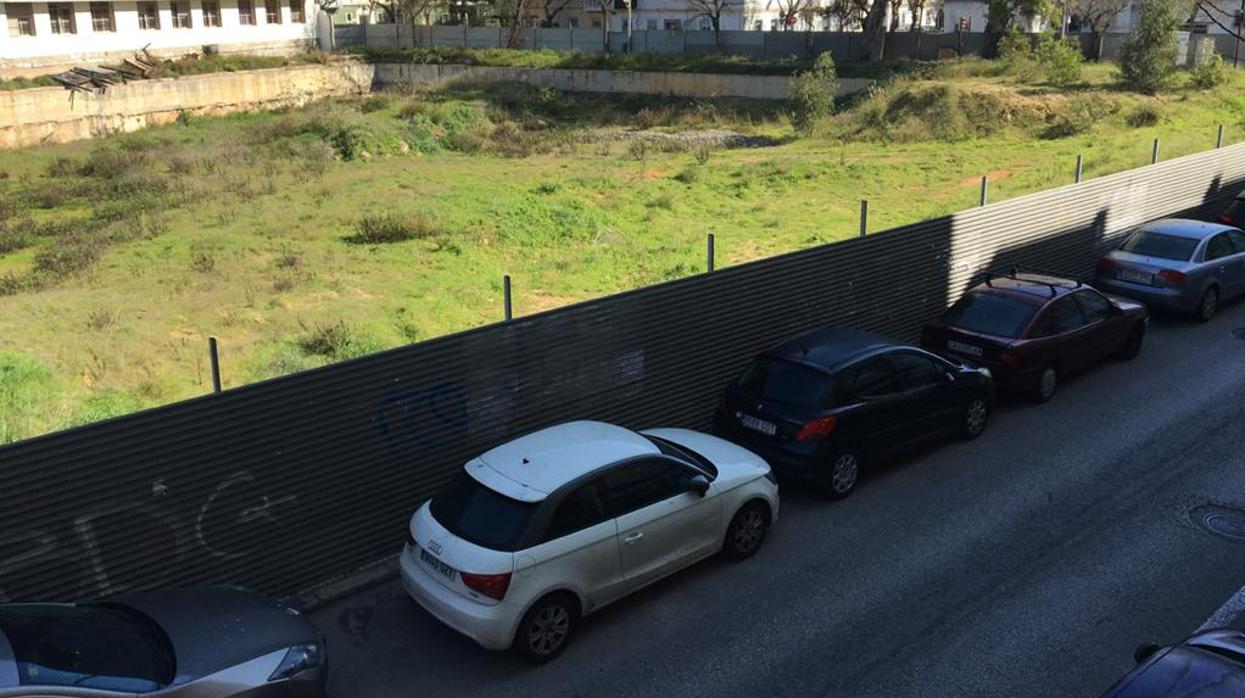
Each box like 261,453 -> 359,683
981,265 -> 1081,298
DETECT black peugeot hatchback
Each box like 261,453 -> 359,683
713,328 -> 994,500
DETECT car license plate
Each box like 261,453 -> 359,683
947,340 -> 983,357
1118,268 -> 1152,284
740,414 -> 777,436
419,546 -> 456,581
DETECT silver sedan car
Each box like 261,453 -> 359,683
0,588 -> 326,697
1095,219 -> 1245,322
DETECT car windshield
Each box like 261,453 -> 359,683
941,292 -> 1039,338
0,604 -> 174,692
430,472 -> 539,552
643,434 -> 718,479
1120,230 -> 1200,261
735,356 -> 834,409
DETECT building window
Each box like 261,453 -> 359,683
48,2 -> 76,33
137,0 -> 160,28
238,0 -> 255,24
201,0 -> 221,25
288,0 -> 303,22
645,18 -> 656,29
698,17 -> 710,30
264,0 -> 281,23
6,3 -> 35,36
171,0 -> 192,26
664,18 -> 681,30
89,2 -> 115,31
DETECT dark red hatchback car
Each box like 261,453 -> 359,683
921,270 -> 1149,402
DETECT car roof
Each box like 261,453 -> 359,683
470,421 -> 658,502
1139,218 -> 1238,240
768,328 -> 898,371
969,272 -> 1081,303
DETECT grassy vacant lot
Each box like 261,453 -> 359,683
1,59 -> 1242,442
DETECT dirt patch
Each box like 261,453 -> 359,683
526,291 -> 578,314
588,128 -> 777,149
959,170 -> 1013,188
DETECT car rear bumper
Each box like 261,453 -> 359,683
399,544 -> 518,651
712,414 -> 822,480
1093,275 -> 1195,312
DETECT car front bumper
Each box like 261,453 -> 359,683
1094,275 -> 1195,313
399,544 -> 518,651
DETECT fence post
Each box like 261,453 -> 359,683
859,200 -> 868,238
503,275 -> 513,321
979,175 -> 989,206
1218,124 -> 1225,149
1075,154 -> 1083,183
208,337 -> 222,393
707,233 -> 715,273
1151,138 -> 1160,165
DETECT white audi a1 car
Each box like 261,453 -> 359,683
400,420 -> 779,662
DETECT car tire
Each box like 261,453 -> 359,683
1030,365 -> 1058,404
819,449 -> 861,500
1196,287 -> 1219,323
722,502 -> 770,561
1117,322 -> 1145,360
513,593 -> 578,664
960,393 -> 991,440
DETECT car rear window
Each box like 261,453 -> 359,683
735,356 -> 833,408
1120,230 -> 1200,261
941,292 -> 1039,338
0,604 -> 174,691
430,472 -> 539,552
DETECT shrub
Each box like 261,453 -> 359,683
0,224 -> 32,255
1035,33 -> 1084,86
79,148 -> 151,178
350,213 -> 442,244
46,157 -> 79,178
297,320 -> 378,360
190,247 -> 216,273
1119,0 -> 1182,94
789,53 -> 838,136
1044,94 -> 1115,138
1191,53 -> 1229,90
1126,104 -> 1162,128
359,95 -> 391,113
32,235 -> 103,278
999,30 -> 1040,81
276,244 -> 302,269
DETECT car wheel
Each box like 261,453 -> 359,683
722,502 -> 769,560
1030,365 -> 1058,404
960,394 -> 991,440
513,593 -> 577,663
1117,322 -> 1145,360
1196,287 -> 1219,323
819,450 -> 860,500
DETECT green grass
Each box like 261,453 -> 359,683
0,59 -> 1241,442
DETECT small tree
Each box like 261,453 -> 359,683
789,52 -> 838,135
1118,0 -> 1187,94
1070,0 -> 1129,61
984,0 -> 1049,57
689,0 -> 743,48
1034,31 -> 1083,85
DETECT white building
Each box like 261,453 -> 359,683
609,0 -> 941,34
940,0 -> 1044,33
0,0 -> 317,75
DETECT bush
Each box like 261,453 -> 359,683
1126,104 -> 1163,128
358,95 -> 391,113
0,224 -> 32,255
79,148 -> 151,178
789,53 -> 837,136
999,30 -> 1040,81
1044,94 -> 1116,139
350,213 -> 442,244
1119,1 -> 1182,94
297,320 -> 379,360
1191,53 -> 1229,90
32,235 -> 103,278
1035,33 -> 1084,86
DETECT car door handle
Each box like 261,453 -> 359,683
623,532 -> 644,545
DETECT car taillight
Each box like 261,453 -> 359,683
795,415 -> 838,442
1157,269 -> 1186,284
999,352 -> 1022,368
461,572 -> 511,601
1218,215 -> 1233,224
1096,258 -> 1116,273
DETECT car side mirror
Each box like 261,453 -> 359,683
1133,643 -> 1161,664
688,474 -> 710,497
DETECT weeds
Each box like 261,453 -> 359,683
350,213 -> 444,244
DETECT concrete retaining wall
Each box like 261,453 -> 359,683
372,63 -> 869,100
0,62 -> 375,149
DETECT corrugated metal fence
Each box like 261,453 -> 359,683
2,143 -> 1243,604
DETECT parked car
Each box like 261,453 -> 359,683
713,328 -> 994,500
1100,628 -> 1245,697
1095,219 -> 1245,322
922,270 -> 1148,403
0,587 -> 327,697
399,420 -> 778,663
1217,192 -> 1245,229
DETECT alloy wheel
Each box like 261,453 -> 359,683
1200,289 -> 1218,322
731,508 -> 765,554
965,398 -> 988,436
831,454 -> 859,494
528,605 -> 570,657
1038,367 -> 1057,401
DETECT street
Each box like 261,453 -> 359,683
313,300 -> 1245,698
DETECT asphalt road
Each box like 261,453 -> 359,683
312,300 -> 1245,698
